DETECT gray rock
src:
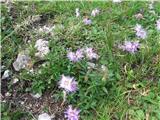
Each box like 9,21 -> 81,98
13,51 -> 31,71
38,113 -> 51,120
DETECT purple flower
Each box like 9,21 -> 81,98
119,41 -> 140,53
59,75 -> 78,92
75,49 -> 84,60
134,24 -> 147,39
91,8 -> 100,17
67,49 -> 84,62
83,18 -> 92,25
67,52 -> 78,62
85,47 -> 99,60
64,105 -> 80,120
156,19 -> 160,31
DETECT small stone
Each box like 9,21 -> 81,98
2,70 -> 10,80
35,39 -> 50,58
38,113 -> 51,120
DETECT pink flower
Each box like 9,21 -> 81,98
67,52 -> 78,62
64,105 -> 80,120
118,41 -> 140,53
59,75 -> 78,92
84,47 -> 99,60
75,49 -> 84,60
156,19 -> 160,31
83,18 -> 92,25
134,24 -> 147,39
67,49 -> 84,62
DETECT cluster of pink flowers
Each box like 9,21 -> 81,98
75,8 -> 100,25
58,75 -> 80,119
134,24 -> 147,39
67,47 -> 99,62
57,4 -> 160,120
118,41 -> 140,53
60,47 -> 99,120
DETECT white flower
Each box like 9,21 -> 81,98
38,113 -> 51,120
75,8 -> 80,17
91,8 -> 100,17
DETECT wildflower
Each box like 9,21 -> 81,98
85,47 -> 99,60
83,18 -> 92,25
64,105 -> 80,120
75,49 -> 84,60
38,113 -> 51,120
75,8 -> 80,17
67,49 -> 84,62
156,19 -> 160,31
59,75 -> 78,92
67,52 -> 78,62
119,41 -> 140,53
134,24 -> 147,39
91,8 -> 100,17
